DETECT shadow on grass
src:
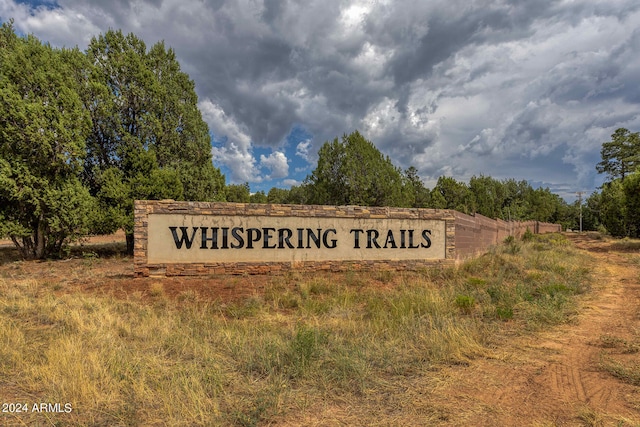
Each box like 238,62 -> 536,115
0,240 -> 129,265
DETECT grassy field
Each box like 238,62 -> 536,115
0,234 -> 596,425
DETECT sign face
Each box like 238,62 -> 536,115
147,214 -> 446,264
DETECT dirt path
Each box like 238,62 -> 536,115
427,234 -> 640,426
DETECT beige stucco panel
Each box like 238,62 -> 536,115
147,214 -> 446,264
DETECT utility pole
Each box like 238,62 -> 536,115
576,191 -> 584,232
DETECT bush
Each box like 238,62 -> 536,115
521,228 -> 534,242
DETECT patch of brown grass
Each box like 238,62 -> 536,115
0,234 -> 595,426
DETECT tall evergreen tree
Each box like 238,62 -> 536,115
599,180 -> 628,237
433,176 -> 476,215
592,128 -> 640,237
500,179 -> 531,220
596,128 -> 640,181
82,30 -> 225,252
305,131 -> 409,207
0,23 -> 94,259
403,166 -> 432,208
267,187 -> 291,204
225,183 -> 251,203
469,175 -> 504,218
622,171 -> 640,237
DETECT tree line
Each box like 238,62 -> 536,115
584,128 -> 640,237
248,130 -> 639,239
228,131 -> 576,228
1,25 -> 637,259
0,23 -> 225,258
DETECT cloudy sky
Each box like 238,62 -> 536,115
3,0 -> 640,200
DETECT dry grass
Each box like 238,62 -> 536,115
599,356 -> 640,388
610,237 -> 640,252
0,233 -> 594,426
597,333 -> 640,390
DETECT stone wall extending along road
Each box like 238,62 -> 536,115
453,211 -> 561,260
134,200 -> 560,277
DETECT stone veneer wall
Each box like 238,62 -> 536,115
134,200 -> 457,277
453,211 -> 562,260
134,201 -> 561,276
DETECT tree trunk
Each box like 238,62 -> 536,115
34,216 -> 47,259
126,232 -> 134,256
10,236 -> 29,260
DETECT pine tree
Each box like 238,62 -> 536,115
0,23 -> 93,258
82,30 -> 225,252
596,128 -> 640,181
305,131 -> 408,207
403,166 -> 432,208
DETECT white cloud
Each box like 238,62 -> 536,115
4,0 -> 640,196
295,139 -> 312,162
0,0 -> 100,47
212,144 -> 260,183
199,98 -> 252,149
282,178 -> 301,187
200,99 -> 261,183
260,151 -> 289,179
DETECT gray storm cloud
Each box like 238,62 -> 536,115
2,0 -> 640,196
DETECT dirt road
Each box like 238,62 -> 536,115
427,234 -> 640,426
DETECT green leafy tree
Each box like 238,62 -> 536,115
467,174 -> 569,224
429,188 -> 447,209
596,128 -> 640,181
593,128 -> 640,237
622,171 -> 640,237
433,176 -> 476,214
267,187 -> 290,204
225,183 -> 251,203
469,175 -> 504,218
305,137 -> 347,205
500,179 -> 530,220
305,131 -> 409,207
403,166 -> 432,208
550,199 -> 580,232
0,23 -> 94,259
82,30 -> 225,252
249,190 -> 268,203
526,187 -> 561,222
581,192 -> 602,232
599,180 -> 628,237
266,185 -> 308,205
284,185 -> 308,205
